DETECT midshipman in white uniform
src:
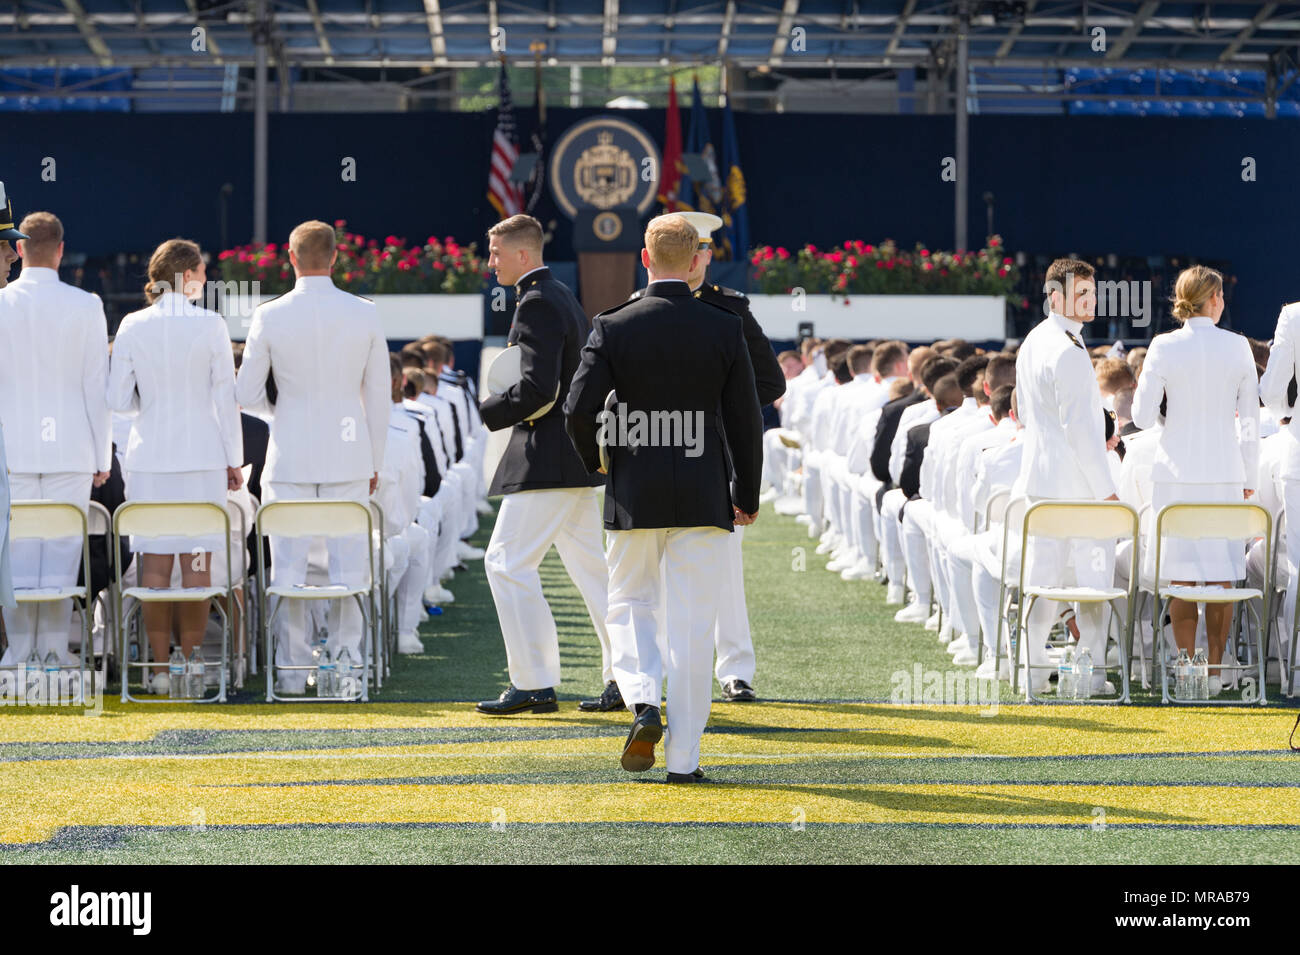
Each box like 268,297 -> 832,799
0,207 -> 111,667
236,219 -> 390,694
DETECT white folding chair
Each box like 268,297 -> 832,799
1015,500 -> 1139,704
971,489 -> 1012,666
4,501 -> 94,704
224,499 -> 251,689
85,501 -> 115,688
245,493 -> 262,677
256,500 -> 375,703
368,500 -> 389,686
113,501 -> 233,704
1153,502 -> 1271,706
994,496 -> 1027,691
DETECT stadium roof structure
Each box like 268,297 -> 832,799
3,0 -> 1300,73
10,1 -> 1295,244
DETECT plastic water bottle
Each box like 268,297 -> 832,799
1058,646 -> 1076,700
185,649 -> 206,701
1175,649 -> 1192,701
316,648 -> 336,699
43,651 -> 60,704
1191,648 -> 1209,701
337,647 -> 357,700
1075,647 -> 1094,700
24,649 -> 41,702
168,648 -> 186,700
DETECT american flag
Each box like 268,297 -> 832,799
487,60 -> 524,219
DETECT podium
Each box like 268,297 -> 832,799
574,209 -> 640,317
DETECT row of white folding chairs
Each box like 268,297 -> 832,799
5,497 -> 399,704
980,493 -> 1273,705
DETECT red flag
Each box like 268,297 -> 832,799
658,77 -> 684,211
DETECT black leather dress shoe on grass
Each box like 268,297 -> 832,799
475,684 -> 558,715
620,705 -> 663,772
667,768 -> 707,783
721,679 -> 756,702
578,681 -> 624,712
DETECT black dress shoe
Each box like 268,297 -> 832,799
475,685 -> 558,715
721,679 -> 756,702
578,681 -> 624,712
619,705 -> 663,772
667,768 -> 707,783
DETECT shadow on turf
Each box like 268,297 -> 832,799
733,783 -> 1196,823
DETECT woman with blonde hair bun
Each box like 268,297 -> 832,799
1131,265 -> 1259,697
107,238 -> 244,695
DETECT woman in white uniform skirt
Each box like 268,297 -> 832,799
1132,265 -> 1259,696
107,239 -> 244,694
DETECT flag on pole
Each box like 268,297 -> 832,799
523,45 -> 547,214
487,59 -> 524,220
658,77 -> 686,212
719,93 -> 749,262
682,77 -> 726,242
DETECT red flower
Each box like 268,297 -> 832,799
920,248 -> 930,257
875,260 -> 885,269
776,247 -> 789,260
218,250 -> 233,261
334,219 -> 347,228
864,244 -> 874,254
828,251 -> 843,264
1003,257 -> 1013,265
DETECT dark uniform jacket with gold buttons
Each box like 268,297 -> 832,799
692,282 -> 786,407
564,280 -> 763,531
481,267 -> 605,496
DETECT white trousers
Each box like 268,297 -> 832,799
901,499 -> 933,605
946,531 -> 980,648
396,522 -> 431,636
880,488 -> 907,586
451,460 -> 479,540
1022,528 -> 1115,688
714,524 -> 755,684
266,479 -> 370,689
484,486 -> 612,689
762,431 -> 792,494
973,561 -> 1004,658
3,472 -> 93,665
802,450 -> 824,534
849,473 -> 881,570
607,525 -> 730,775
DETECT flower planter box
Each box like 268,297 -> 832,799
222,292 -> 483,343
747,294 -> 1008,343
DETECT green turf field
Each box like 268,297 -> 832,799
2,500 -> 1299,864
